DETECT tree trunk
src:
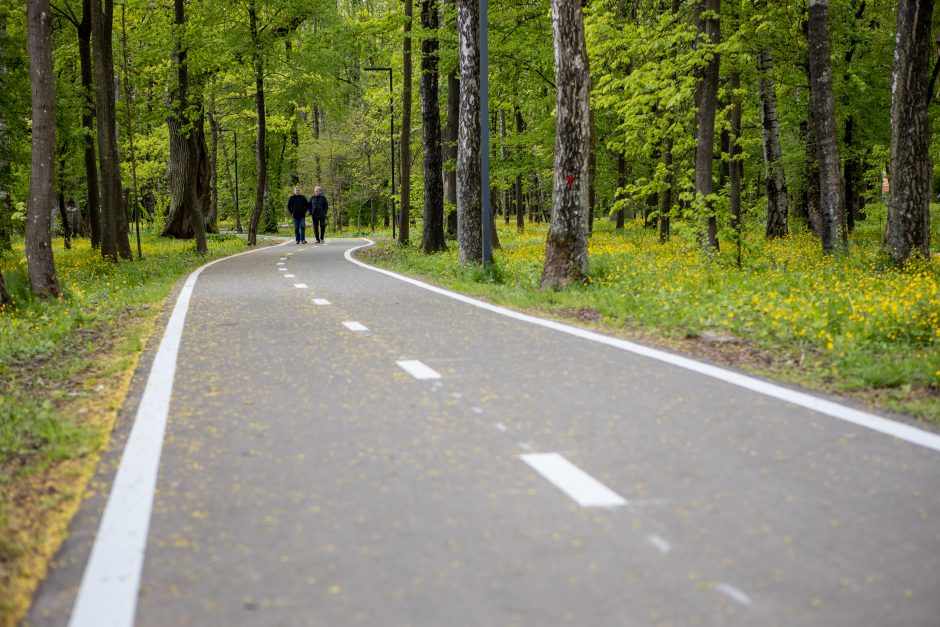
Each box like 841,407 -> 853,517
758,48 -> 789,239
500,109 -> 510,225
615,152 -> 626,229
220,124 -> 240,233
79,0 -> 101,248
420,0 -> 445,253
26,0 -> 60,296
728,72 -> 743,267
247,0 -> 266,246
90,0 -> 129,260
514,106 -> 525,230
588,109 -> 596,235
456,0 -> 482,264
208,109 -> 220,233
885,0 -> 934,263
801,102 -> 823,235
399,0 -> 413,244
541,0 -> 591,289
443,70 -> 459,215
659,138 -> 673,243
161,0 -> 206,253
807,0 -> 846,254
694,0 -> 720,251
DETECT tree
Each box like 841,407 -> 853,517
26,0 -> 59,297
247,0 -> 267,246
693,0 -> 720,251
884,0 -> 934,263
806,0 -> 845,254
420,0 -> 445,253
90,0 -> 130,260
540,0 -> 591,289
758,48 -> 788,238
399,0 -> 414,245
456,0 -> 482,264
162,0 -> 207,254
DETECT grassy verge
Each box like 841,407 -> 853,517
357,205 -> 940,424
0,231 -> 261,626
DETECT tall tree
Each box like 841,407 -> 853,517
456,0 -> 482,264
0,14 -> 8,304
806,0 -> 846,254
399,0 -> 414,244
541,0 -> 591,289
443,69 -> 459,220
884,0 -> 935,263
758,48 -> 788,238
26,0 -> 59,296
247,0 -> 266,246
162,0 -> 207,253
420,0 -> 445,253
90,0 -> 130,260
694,0 -> 720,251
514,106 -> 525,231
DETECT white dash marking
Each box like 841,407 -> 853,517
451,392 -> 462,400
714,583 -> 753,607
646,534 -> 671,554
278,268 -> 287,272
294,283 -> 308,289
277,262 -> 285,266
521,453 -> 627,508
279,257 -> 286,260
494,422 -> 507,432
287,252 -> 294,256
470,406 -> 483,415
312,298 -> 331,306
284,274 -> 296,278
343,321 -> 368,332
396,360 -> 441,380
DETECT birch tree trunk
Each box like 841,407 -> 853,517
26,0 -> 59,296
399,0 -> 413,244
758,48 -> 789,238
456,0 -> 482,264
540,0 -> 591,289
420,0 -> 446,253
247,0 -> 266,246
90,0 -> 130,260
884,0 -> 934,263
694,0 -> 720,251
807,0 -> 846,254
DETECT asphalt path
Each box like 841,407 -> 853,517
29,238 -> 940,626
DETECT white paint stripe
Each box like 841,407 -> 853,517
714,583 -> 753,607
521,453 -> 627,508
294,283 -> 308,289
312,298 -> 331,306
277,262 -> 285,265
343,321 -> 368,332
495,422 -> 507,432
344,240 -> 940,454
646,534 -> 672,554
396,359 -> 441,380
69,241 -> 290,627
284,274 -> 296,278
278,268 -> 287,272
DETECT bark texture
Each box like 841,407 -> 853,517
694,0 -> 720,251
807,0 -> 846,254
884,0 -> 934,263
540,0 -> 591,289
420,0 -> 445,253
399,0 -> 413,244
758,48 -> 789,238
79,0 -> 101,248
247,1 -> 266,246
456,0 -> 482,263
26,0 -> 59,296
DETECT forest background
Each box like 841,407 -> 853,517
0,0 -> 938,623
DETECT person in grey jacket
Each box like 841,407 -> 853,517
309,186 -> 329,244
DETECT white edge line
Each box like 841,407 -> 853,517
344,239 -> 940,454
68,240 -> 290,627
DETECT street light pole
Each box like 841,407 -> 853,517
479,0 -> 492,265
365,67 -> 396,240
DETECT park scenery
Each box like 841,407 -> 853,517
1,0 -> 939,625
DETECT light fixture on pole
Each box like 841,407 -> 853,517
364,66 -> 396,240
479,0 -> 492,265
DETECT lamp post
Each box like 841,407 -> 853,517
480,0 -> 492,265
364,66 -> 396,240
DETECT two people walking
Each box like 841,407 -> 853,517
287,185 -> 330,245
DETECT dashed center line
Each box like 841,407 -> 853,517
294,283 -> 308,289
278,268 -> 287,272
646,534 -> 672,554
521,453 -> 627,508
284,274 -> 296,278
714,583 -> 753,607
342,321 -> 368,332
312,298 -> 331,306
396,360 -> 442,380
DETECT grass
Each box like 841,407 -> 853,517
357,204 -> 940,424
0,230 -> 258,627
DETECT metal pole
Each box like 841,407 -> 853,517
480,0 -> 491,266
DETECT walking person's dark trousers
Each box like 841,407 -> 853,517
293,216 -> 306,243
313,216 -> 325,243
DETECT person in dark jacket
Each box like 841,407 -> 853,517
310,186 -> 328,244
286,185 -> 308,244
